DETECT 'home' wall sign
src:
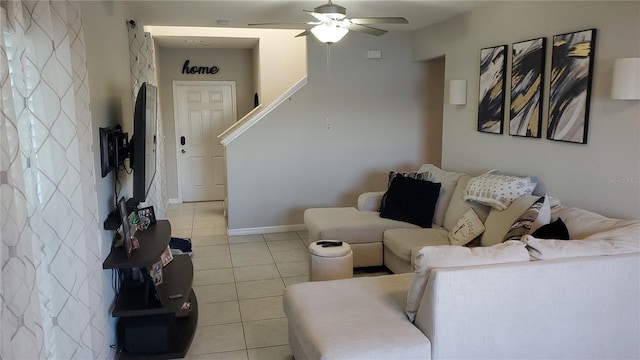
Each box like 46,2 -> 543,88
182,60 -> 220,75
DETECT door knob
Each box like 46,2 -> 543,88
181,149 -> 186,154
180,136 -> 186,146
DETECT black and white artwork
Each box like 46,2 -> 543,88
548,29 -> 596,144
510,38 -> 546,138
478,45 -> 507,134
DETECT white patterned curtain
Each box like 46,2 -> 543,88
1,2 -> 106,359
127,21 -> 168,220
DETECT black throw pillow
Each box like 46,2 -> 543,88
379,175 -> 441,228
531,218 -> 570,240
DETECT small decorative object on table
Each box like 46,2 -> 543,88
160,245 -> 174,267
118,197 -> 137,257
176,297 -> 192,318
149,260 -> 163,286
137,206 -> 156,229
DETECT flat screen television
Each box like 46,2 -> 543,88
98,82 -> 157,207
130,82 -> 158,204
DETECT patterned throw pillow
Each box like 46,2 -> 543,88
387,171 -> 427,188
448,209 -> 486,246
503,195 -> 551,242
464,170 -> 538,210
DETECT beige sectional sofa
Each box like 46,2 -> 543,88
290,165 -> 640,359
305,164 -> 508,272
285,250 -> 639,359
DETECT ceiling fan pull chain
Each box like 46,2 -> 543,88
326,44 -> 332,132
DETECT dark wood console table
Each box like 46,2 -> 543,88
103,220 -> 198,358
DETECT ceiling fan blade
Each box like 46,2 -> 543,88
295,30 -> 311,37
303,10 -> 327,21
248,22 -> 316,29
349,17 -> 409,25
345,23 -> 387,36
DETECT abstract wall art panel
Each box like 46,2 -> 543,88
478,45 -> 507,134
510,37 -> 546,138
548,29 -> 597,144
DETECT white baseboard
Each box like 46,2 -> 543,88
168,198 -> 181,204
227,224 -> 307,236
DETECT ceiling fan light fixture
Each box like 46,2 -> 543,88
314,2 -> 347,20
311,23 -> 348,44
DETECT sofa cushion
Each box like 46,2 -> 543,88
448,209 -> 486,246
406,241 -> 530,322
380,176 -> 441,228
531,218 -> 570,240
418,164 -> 465,227
523,222 -> 640,260
464,170 -> 538,210
480,195 -> 539,247
503,195 -> 551,241
383,227 -> 450,263
552,206 -> 639,240
284,274 -> 431,359
304,207 -> 419,245
443,175 -> 491,232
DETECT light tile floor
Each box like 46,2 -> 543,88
169,201 -> 303,360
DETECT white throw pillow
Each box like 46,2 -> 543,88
418,164 -> 464,227
503,195 -> 551,241
406,241 -> 530,322
464,170 -> 537,210
448,209 -> 486,246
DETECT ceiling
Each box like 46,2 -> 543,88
126,1 -> 487,48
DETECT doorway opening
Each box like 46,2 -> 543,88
421,56 -> 445,167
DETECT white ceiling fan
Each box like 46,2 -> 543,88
249,0 -> 409,44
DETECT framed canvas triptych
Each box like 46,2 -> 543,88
510,37 -> 546,138
478,45 -> 507,134
477,28 -> 596,144
548,29 -> 597,144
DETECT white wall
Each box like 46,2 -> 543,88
80,0 -> 134,351
145,26 -> 306,113
225,32 -> 428,230
413,1 -> 640,220
157,47 -> 255,199
256,32 -> 308,106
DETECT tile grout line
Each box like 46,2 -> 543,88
228,236 -> 251,352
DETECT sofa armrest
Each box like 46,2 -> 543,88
414,255 -> 640,359
357,191 -> 385,211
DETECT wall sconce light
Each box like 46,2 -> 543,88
449,80 -> 467,105
611,58 -> 640,100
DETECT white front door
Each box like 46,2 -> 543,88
174,81 -> 237,202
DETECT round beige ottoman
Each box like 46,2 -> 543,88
309,241 -> 353,281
